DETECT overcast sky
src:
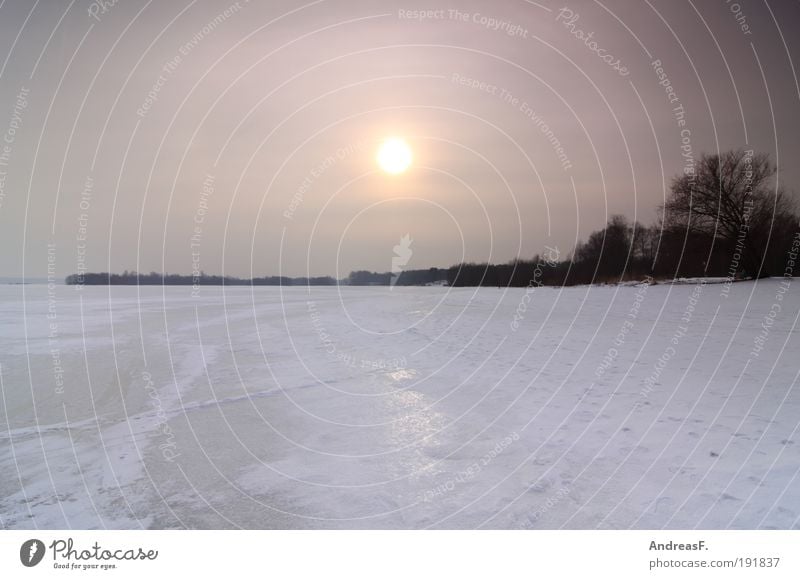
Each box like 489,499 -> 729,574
1,0 -> 798,278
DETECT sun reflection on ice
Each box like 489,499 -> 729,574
382,376 -> 448,487
389,369 -> 418,381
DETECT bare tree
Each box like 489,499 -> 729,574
631,223 -> 658,270
664,149 -> 796,276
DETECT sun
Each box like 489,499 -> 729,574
376,138 -> 413,174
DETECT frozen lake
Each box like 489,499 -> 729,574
1,280 -> 798,529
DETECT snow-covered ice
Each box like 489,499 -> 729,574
1,279 -> 798,529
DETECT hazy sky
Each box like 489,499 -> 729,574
1,0 -> 798,278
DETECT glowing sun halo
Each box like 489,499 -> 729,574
377,138 -> 412,174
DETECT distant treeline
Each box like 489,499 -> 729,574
66,150 -> 800,288
66,269 -> 451,287
347,268 -> 449,286
66,272 -> 338,286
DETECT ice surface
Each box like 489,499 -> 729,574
0,280 -> 798,529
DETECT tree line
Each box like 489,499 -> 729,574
66,272 -> 338,286
67,150 -> 799,287
449,149 -> 799,286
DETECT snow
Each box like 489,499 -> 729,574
0,279 -> 798,529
